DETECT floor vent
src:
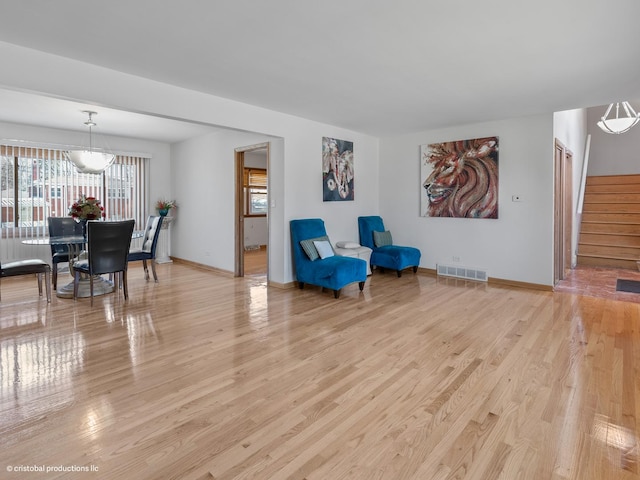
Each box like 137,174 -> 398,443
437,264 -> 488,282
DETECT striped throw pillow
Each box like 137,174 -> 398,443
300,235 -> 330,261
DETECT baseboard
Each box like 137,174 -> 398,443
488,277 -> 552,292
268,280 -> 296,289
420,266 -> 551,291
169,260 -> 552,292
171,257 -> 234,278
417,267 -> 437,276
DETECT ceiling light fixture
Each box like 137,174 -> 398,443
66,110 -> 116,174
597,101 -> 640,135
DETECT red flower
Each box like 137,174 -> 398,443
67,194 -> 105,221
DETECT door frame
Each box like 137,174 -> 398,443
554,139 -> 573,284
234,142 -> 270,277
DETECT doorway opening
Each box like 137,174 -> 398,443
235,142 -> 269,278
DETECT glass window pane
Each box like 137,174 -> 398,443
249,188 -> 267,215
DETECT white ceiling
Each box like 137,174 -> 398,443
0,0 -> 639,141
0,89 -> 219,143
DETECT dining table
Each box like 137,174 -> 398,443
22,231 -> 143,299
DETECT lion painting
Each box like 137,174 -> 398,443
421,137 -> 498,218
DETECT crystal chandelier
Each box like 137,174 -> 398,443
66,111 -> 116,174
596,102 -> 640,135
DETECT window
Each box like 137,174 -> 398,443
1,145 -> 148,238
108,187 -> 129,199
244,168 -> 267,216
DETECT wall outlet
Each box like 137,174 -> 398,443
452,256 -> 461,263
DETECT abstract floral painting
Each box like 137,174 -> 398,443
421,136 -> 499,218
322,137 -> 354,201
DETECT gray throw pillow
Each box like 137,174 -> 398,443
373,230 -> 393,247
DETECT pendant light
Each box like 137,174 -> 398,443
66,111 -> 116,174
597,102 -> 640,135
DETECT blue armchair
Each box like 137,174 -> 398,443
358,216 -> 421,277
290,218 -> 367,298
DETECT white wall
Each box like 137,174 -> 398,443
553,107 -> 588,266
170,127 -> 380,283
0,42 -> 380,285
587,104 -> 640,176
0,42 -> 566,287
170,131 -> 279,273
379,114 -> 555,286
245,216 -> 268,247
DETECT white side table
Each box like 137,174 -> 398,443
156,216 -> 174,264
334,244 -> 372,275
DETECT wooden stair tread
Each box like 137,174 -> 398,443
579,233 -> 640,244
579,243 -> 640,248
580,231 -> 640,234
585,174 -> 640,185
577,252 -> 638,258
576,256 -> 638,269
578,246 -> 640,256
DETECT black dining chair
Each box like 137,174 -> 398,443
48,216 -> 85,289
1,259 -> 52,303
128,215 -> 164,282
73,220 -> 135,305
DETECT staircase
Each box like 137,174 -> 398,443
577,174 -> 640,270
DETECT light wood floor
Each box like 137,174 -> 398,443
1,263 -> 639,479
244,246 -> 267,276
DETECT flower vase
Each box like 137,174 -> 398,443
78,219 -> 88,237
158,209 -> 169,217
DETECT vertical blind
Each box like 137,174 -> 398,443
1,144 -> 148,245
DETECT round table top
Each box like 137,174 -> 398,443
22,231 -> 144,246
